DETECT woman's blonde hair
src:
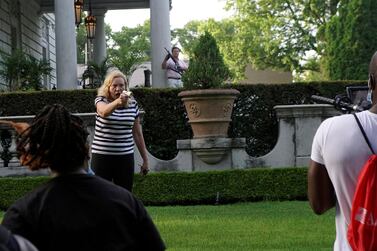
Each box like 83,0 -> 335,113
97,70 -> 127,98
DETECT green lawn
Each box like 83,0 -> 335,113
147,201 -> 335,251
1,201 -> 335,251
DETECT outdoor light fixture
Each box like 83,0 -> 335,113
85,0 -> 96,39
85,15 -> 96,39
74,0 -> 84,27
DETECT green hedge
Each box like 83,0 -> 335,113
0,89 -> 97,115
0,168 -> 307,210
0,81 -> 367,158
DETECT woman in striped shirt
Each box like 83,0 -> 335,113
90,70 -> 149,191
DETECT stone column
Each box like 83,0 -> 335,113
54,0 -> 78,89
150,0 -> 171,88
92,9 -> 107,65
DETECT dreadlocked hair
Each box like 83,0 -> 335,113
17,104 -> 89,173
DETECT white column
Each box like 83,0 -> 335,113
150,0 -> 171,88
92,9 -> 107,65
54,0 -> 78,89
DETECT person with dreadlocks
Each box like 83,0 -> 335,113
91,70 -> 149,191
1,104 -> 165,251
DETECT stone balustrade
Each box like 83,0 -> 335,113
0,104 -> 340,176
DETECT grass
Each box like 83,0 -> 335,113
0,201 -> 335,251
147,201 -> 335,251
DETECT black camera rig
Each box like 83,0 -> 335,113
311,85 -> 371,113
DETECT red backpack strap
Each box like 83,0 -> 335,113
353,114 -> 375,154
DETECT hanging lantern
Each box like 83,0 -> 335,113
85,0 -> 96,39
85,15 -> 96,39
74,0 -> 83,27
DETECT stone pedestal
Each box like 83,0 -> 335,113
177,138 -> 246,171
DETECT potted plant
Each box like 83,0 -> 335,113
0,49 -> 52,91
179,32 -> 240,138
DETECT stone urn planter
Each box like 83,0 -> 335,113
178,89 -> 240,138
178,32 -> 240,165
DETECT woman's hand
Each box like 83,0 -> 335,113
140,162 -> 149,176
118,92 -> 130,107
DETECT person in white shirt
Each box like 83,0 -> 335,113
308,51 -> 377,251
161,46 -> 188,88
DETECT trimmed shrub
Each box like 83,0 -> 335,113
0,168 -> 307,210
133,168 -> 307,205
182,31 -> 231,89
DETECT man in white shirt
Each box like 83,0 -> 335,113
161,46 -> 188,88
308,52 -> 377,251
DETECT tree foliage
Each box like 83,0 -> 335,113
172,21 -> 201,56
107,20 -> 151,79
173,0 -> 377,81
173,19 -> 243,79
223,0 -> 342,78
324,0 -> 377,80
51,0 -> 377,83
172,2 -> 324,80
71,0 -> 376,82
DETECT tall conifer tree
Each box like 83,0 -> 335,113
324,0 -> 377,80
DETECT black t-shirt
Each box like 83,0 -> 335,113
2,174 -> 165,251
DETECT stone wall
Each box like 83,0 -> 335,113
0,104 -> 341,176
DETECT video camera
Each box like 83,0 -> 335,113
311,85 -> 371,113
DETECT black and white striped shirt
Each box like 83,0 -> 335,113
91,96 -> 139,155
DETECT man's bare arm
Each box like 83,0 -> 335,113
307,160 -> 336,215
